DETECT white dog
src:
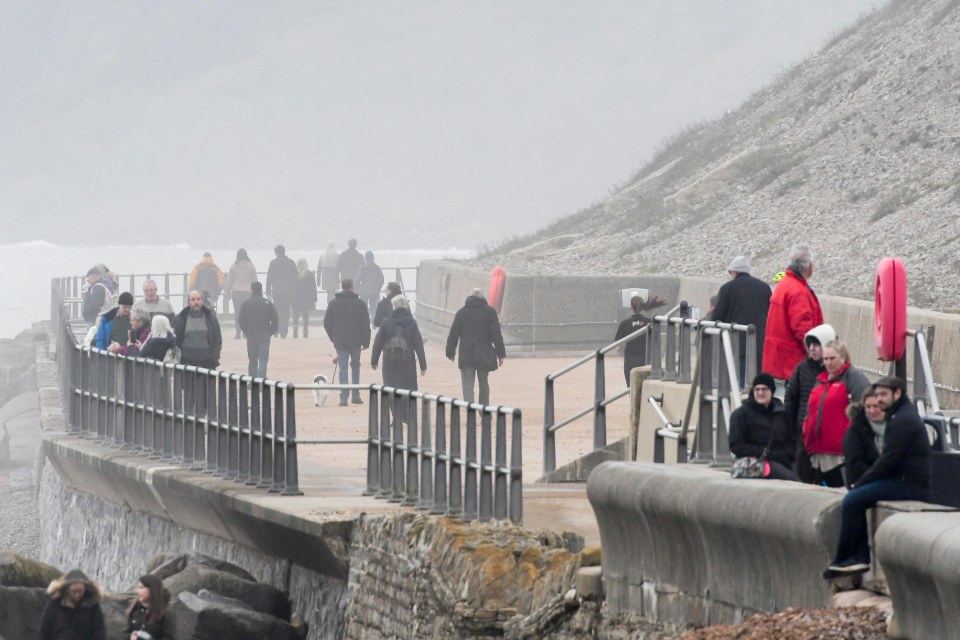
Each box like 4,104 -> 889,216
312,374 -> 329,407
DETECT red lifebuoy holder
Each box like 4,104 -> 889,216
875,258 -> 907,361
488,266 -> 506,315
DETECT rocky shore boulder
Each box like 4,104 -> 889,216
163,564 -> 292,622
0,552 -> 61,587
149,552 -> 258,583
0,585 -> 47,639
169,590 -> 304,640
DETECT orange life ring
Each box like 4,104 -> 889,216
488,266 -> 506,315
874,258 -> 907,361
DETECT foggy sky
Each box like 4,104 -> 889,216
1,1 -> 877,250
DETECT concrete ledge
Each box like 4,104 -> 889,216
586,462 -> 843,627
874,511 -> 960,639
538,438 -> 628,483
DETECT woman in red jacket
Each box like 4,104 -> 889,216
803,341 -> 870,487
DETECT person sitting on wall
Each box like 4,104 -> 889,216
823,376 -> 931,578
729,372 -> 800,481
37,569 -> 107,640
842,386 -> 886,489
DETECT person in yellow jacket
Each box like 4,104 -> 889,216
188,252 -> 225,311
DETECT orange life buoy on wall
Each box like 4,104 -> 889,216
488,266 -> 506,315
874,258 -> 907,361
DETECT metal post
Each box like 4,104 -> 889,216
649,319 -> 663,379
664,318 -> 678,382
745,325 -> 758,385
282,384 -> 301,495
543,376 -> 556,473
248,381 -> 263,486
227,374 -> 239,480
479,411 -> 493,522
404,394 -> 418,506
161,363 -> 173,460
509,409 -> 523,524
364,388 -> 380,496
122,357 -> 135,448
463,405 -> 477,521
378,388 -> 393,499
679,317 -> 693,385
258,381 -> 273,488
216,372 -> 229,476
694,329 -> 715,463
238,377 -> 250,482
594,350 -> 607,450
390,392 -> 404,503
715,331 -> 734,465
205,373 -> 218,473
448,403 -> 462,517
271,384 -> 285,492
494,411 -> 507,520
418,396 -> 433,510
432,400 -> 448,515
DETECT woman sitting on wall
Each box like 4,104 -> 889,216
729,372 -> 800,480
125,573 -> 169,640
842,386 -> 885,489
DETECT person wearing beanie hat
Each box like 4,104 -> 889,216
710,255 -> 772,387
784,323 -> 839,483
38,568 -> 106,639
93,291 -> 134,351
824,374 -> 930,579
357,250 -> 385,321
728,371 -> 799,481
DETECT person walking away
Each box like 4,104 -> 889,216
266,244 -> 299,338
337,238 -> 364,285
37,569 -> 107,640
133,279 -> 175,323
784,323 -> 838,483
843,386 -> 886,489
323,278 -> 371,406
357,251 -> 385,320
802,341 -> 870,487
370,295 -> 427,420
239,281 -> 278,378
614,293 -> 667,387
317,242 -> 340,304
710,255 -> 772,387
224,248 -> 258,339
374,282 -> 402,328
445,288 -> 506,406
125,574 -> 169,640
188,252 -> 225,312
292,258 -> 318,338
729,372 -> 799,481
174,290 -> 222,369
824,376 -> 930,578
762,244 -> 823,381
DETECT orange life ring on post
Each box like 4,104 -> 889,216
874,258 -> 907,361
488,266 -> 506,315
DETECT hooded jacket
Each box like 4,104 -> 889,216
38,571 -> 107,640
803,363 -> 870,455
188,256 -> 225,300
445,295 -> 506,371
729,395 -> 796,469
762,268 -> 824,379
371,307 -> 427,391
784,323 -> 838,430
842,402 -> 881,488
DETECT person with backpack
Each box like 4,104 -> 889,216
371,295 -> 427,393
188,252 -> 225,312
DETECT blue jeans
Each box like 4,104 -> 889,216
246,334 -> 271,378
832,479 -> 926,565
336,346 -> 362,402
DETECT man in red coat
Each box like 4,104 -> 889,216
762,245 -> 824,380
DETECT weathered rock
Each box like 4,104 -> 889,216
148,552 -> 257,582
0,552 -> 61,587
163,564 -> 291,621
168,591 -> 299,640
0,585 -> 47,639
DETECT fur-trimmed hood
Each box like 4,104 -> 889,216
47,570 -> 103,607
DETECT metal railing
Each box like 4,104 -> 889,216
360,386 -> 523,523
542,302 -> 684,473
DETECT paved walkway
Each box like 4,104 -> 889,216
216,325 -> 633,546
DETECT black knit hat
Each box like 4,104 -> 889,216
751,372 -> 776,393
118,292 -> 134,306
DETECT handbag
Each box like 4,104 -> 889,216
730,426 -> 776,479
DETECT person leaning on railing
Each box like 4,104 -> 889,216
729,372 -> 800,481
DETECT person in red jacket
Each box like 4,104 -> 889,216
762,245 -> 824,380
803,341 -> 870,487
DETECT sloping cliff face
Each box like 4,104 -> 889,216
476,0 -> 960,312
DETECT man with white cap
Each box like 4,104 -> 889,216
710,255 -> 772,387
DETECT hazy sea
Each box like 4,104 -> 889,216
0,241 -> 473,339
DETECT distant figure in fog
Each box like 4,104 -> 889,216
266,244 -> 299,338
323,278 -> 371,406
225,248 -> 258,339
710,255 -> 772,387
37,568 -> 106,640
133,279 -> 175,323
188,252 -> 225,311
614,293 -> 668,387
174,290 -> 222,369
446,288 -> 506,406
95,292 -> 134,350
239,282 -> 278,378
317,242 -> 340,303
82,266 -> 116,326
763,244 -> 823,380
357,251 -> 385,320
374,282 -> 403,328
125,573 -> 169,640
292,258 -> 318,338
337,238 -> 364,285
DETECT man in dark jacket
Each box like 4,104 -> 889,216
323,278 -> 371,406
174,290 -> 222,369
337,238 -> 364,285
445,288 -> 506,406
374,282 -> 402,328
710,255 -> 772,387
266,244 -> 299,338
37,568 -> 106,640
238,281 -> 278,378
824,376 -> 931,578
93,291 -> 134,350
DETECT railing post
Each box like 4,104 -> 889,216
271,383 -> 285,493
404,393 -> 418,506
745,325 -> 758,386
282,383 -> 301,495
664,317 -> 678,382
238,376 -> 250,482
494,411 -> 507,520
216,372 -> 229,476
679,317 -> 693,385
649,319 -> 663,379
364,387 -> 380,496
543,376 -> 556,473
161,363 -> 173,461
227,374 -> 240,480
390,391 -> 404,503
479,411 -> 493,522
378,388 -> 393,499
205,372 -> 218,473
448,403 -> 462,517
464,405 -> 478,521
715,332 -> 734,465
432,400 -> 448,515
258,381 -> 273,488
509,409 -> 523,524
418,396 -> 433,510
247,380 -> 263,486
122,357 -> 135,448
653,431 -> 665,463
594,350 -> 607,450
694,329 -> 715,463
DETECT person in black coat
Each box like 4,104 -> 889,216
842,387 -> 885,488
709,256 -> 772,387
125,573 -> 169,640
614,293 -> 668,386
445,288 -> 506,406
826,376 -> 931,577
265,244 -> 299,338
37,569 -> 107,640
173,291 -> 222,369
728,372 -> 799,481
371,295 -> 427,391
238,282 -> 279,378
784,323 -> 837,483
374,282 -> 402,328
323,278 -> 371,405
291,259 -> 318,338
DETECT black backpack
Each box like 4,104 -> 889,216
384,326 -> 412,361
